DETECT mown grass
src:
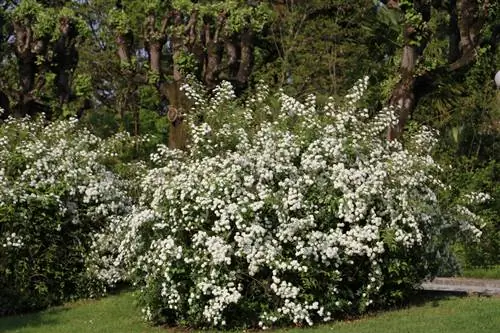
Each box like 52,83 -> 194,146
1,291 -> 500,333
461,265 -> 500,279
0,292 -> 164,333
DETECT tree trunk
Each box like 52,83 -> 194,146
387,0 -> 431,140
225,36 -> 239,79
54,17 -> 78,106
13,21 -> 36,95
387,0 -> 486,140
387,40 -> 418,140
166,10 -> 199,150
202,12 -> 226,89
448,0 -> 461,63
116,32 -> 132,65
449,0 -> 485,71
12,20 -> 49,118
236,28 -> 254,89
115,28 -> 135,128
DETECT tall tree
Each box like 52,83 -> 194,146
103,0 -> 273,148
381,0 -> 498,139
0,0 -> 89,118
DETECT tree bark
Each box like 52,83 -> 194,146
12,20 -> 50,118
113,21 -> 141,132
387,0 -> 487,140
54,17 -> 79,106
448,0 -> 461,63
236,28 -> 254,89
116,32 -> 132,65
145,10 -> 197,149
387,22 -> 419,140
202,12 -> 226,89
12,21 -> 37,95
449,0 -> 485,71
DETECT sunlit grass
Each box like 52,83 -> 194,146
461,265 -> 500,279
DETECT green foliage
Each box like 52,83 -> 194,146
0,116 -> 135,315
172,51 -> 198,77
108,8 -> 132,34
90,80 -> 484,329
257,0 -> 386,98
73,73 -> 92,98
11,1 -> 89,40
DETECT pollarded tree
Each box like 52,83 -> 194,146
1,0 -> 90,118
102,0 -> 273,148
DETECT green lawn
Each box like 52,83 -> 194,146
461,265 -> 500,279
0,292 -> 164,333
1,292 -> 500,333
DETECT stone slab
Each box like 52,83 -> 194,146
420,277 -> 500,296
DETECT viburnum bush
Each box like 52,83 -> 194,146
0,113 -> 142,314
94,79 -> 485,329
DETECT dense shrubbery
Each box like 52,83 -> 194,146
90,80 -> 485,329
0,113 -> 141,314
443,158 -> 500,269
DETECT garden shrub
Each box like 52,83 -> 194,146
92,79 -> 484,329
0,114 -> 138,315
443,158 -> 500,269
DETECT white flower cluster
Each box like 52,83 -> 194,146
0,115 -> 135,296
463,192 -> 492,205
96,79 -> 484,328
1,232 -> 24,248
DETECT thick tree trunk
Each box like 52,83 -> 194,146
202,12 -> 225,89
225,36 -> 239,79
54,17 -> 78,106
114,26 -> 141,132
12,21 -> 49,118
166,10 -> 200,150
236,29 -> 254,88
149,42 -> 162,74
116,32 -> 132,65
12,17 -> 81,118
387,1 -> 431,140
387,0 -> 486,140
448,0 -> 461,63
13,22 -> 36,95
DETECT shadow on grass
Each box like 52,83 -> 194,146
328,289 -> 470,327
0,286 -> 138,333
0,307 -> 71,332
0,287 -> 474,333
408,290 -> 469,308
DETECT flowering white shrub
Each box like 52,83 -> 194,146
98,79 -> 484,329
0,115 -> 138,314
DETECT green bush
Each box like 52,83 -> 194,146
0,115 -> 135,315
92,80 -> 485,329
